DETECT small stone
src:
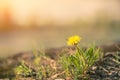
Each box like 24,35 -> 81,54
112,77 -> 118,80
96,70 -> 108,77
103,78 -> 111,80
108,72 -> 112,76
55,79 -> 65,80
118,71 -> 120,77
92,66 -> 97,70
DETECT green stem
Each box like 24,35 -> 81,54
76,45 -> 88,75
76,45 -> 87,64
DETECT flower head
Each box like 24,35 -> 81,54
67,35 -> 81,46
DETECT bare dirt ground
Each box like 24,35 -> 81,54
0,42 -> 120,80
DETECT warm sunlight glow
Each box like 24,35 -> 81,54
0,0 -> 120,26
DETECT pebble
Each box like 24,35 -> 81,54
118,71 -> 120,76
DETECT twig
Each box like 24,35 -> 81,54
48,71 -> 65,80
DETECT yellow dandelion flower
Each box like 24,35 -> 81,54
67,35 -> 81,46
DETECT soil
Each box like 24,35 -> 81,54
0,42 -> 120,80
89,52 -> 120,80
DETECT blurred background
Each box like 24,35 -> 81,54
0,0 -> 120,58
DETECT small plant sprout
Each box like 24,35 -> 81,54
15,61 -> 33,77
15,49 -> 56,79
14,35 -> 101,80
60,35 -> 100,80
114,52 -> 120,63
